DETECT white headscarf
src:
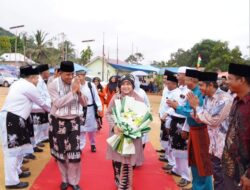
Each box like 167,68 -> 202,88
132,75 -> 150,109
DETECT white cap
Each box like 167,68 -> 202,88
177,66 -> 190,74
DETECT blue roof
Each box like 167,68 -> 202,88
109,63 -> 160,73
49,63 -> 88,74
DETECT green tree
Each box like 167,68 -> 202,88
0,36 -> 11,54
9,36 -> 24,53
58,40 -> 76,61
165,39 -> 245,71
125,52 -> 144,64
80,46 -> 93,65
33,30 -> 49,64
167,49 -> 192,67
21,33 -> 36,59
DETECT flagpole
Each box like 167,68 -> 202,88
197,54 -> 201,71
116,35 -> 119,65
116,35 -> 120,76
102,32 -> 105,81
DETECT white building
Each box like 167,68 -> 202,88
0,53 -> 36,67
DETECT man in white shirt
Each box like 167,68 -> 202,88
158,70 -> 174,157
0,65 -> 51,189
31,64 -> 51,152
76,70 -> 102,152
160,74 -> 182,170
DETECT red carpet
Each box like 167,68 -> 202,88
30,119 -> 179,190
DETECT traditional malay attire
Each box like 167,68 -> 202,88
193,72 -> 233,190
160,75 -> 182,170
175,69 -> 213,190
106,74 -> 145,190
76,70 -> 102,152
31,64 -> 51,151
164,74 -> 191,187
48,61 -> 87,190
222,63 -> 250,190
172,67 -> 191,187
158,70 -> 174,156
0,65 -> 51,189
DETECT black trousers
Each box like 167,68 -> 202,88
224,175 -> 242,190
211,154 -> 224,190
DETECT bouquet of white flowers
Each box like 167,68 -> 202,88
107,96 -> 152,155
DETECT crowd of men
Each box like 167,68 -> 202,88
0,60 -> 249,190
158,64 -> 250,190
0,61 -> 103,190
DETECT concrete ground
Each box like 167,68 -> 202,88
0,87 -> 191,189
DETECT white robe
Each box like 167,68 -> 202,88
32,75 -> 51,143
80,82 -> 102,132
133,76 -> 151,144
0,78 -> 50,186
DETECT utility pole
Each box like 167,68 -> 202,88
116,35 -> 119,64
249,0 -> 250,58
9,25 -> 24,65
116,35 -> 119,76
132,42 -> 134,55
102,33 -> 105,81
81,39 -> 95,65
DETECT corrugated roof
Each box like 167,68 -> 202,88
0,53 -> 36,64
109,63 -> 160,73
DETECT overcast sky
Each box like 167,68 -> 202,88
1,0 -> 249,63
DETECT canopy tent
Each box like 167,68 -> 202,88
49,63 -> 89,74
130,71 -> 148,76
159,67 -> 179,75
109,63 -> 160,73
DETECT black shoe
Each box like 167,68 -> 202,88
42,139 -> 49,143
36,142 -> 45,147
159,157 -> 168,162
24,153 -> 36,160
178,178 -> 190,187
6,182 -> 29,189
97,125 -> 102,130
91,145 -> 96,152
156,149 -> 165,153
159,155 -> 166,159
34,147 -> 43,152
22,158 -> 29,164
163,164 -> 174,171
70,184 -> 81,190
21,166 -> 30,172
115,178 -> 119,187
60,182 -> 68,190
165,170 -> 180,176
18,171 -> 31,178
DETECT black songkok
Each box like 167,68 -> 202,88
228,63 -> 250,78
198,72 -> 218,82
36,64 -> 49,73
185,69 -> 200,79
167,74 -> 178,83
60,61 -> 74,72
20,65 -> 39,77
